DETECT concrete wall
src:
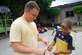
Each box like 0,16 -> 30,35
60,5 -> 82,24
60,6 -> 77,23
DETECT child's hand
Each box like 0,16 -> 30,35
53,50 -> 61,54
47,46 -> 52,51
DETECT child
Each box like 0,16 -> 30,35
48,19 -> 75,55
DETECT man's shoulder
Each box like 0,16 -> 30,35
12,17 -> 22,24
11,17 -> 23,27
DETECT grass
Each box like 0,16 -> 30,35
72,25 -> 82,31
0,26 -> 10,31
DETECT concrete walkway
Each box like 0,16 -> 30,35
0,30 -> 82,55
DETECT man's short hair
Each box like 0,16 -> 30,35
24,1 -> 40,11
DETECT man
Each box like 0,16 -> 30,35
10,1 -> 49,55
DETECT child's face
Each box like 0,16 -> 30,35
61,25 -> 70,35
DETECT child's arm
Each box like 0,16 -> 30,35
48,41 -> 56,51
54,50 -> 72,55
61,50 -> 72,54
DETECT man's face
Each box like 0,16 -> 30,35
27,8 -> 39,22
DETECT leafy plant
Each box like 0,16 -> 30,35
73,5 -> 82,25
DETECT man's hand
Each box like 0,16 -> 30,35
37,34 -> 49,46
48,46 -> 52,51
36,48 -> 45,55
42,38 -> 49,46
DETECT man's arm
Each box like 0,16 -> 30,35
37,34 -> 49,46
11,42 -> 45,55
37,34 -> 43,42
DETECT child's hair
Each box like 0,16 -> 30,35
61,19 -> 73,29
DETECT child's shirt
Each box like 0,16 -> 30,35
53,31 -> 75,55
55,26 -> 61,32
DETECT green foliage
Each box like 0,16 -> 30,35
0,0 -> 59,21
49,7 -> 61,16
34,0 -> 60,17
34,0 -> 61,24
35,0 -> 52,8
0,0 -> 29,19
73,5 -> 82,25
34,0 -> 53,18
73,5 -> 82,14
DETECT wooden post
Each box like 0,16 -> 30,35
58,15 -> 61,24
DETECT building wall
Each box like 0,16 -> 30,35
60,7 -> 76,23
60,5 -> 82,24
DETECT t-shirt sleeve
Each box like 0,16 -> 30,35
68,36 -> 75,50
33,22 -> 39,34
10,23 -> 21,42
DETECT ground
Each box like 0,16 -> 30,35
0,30 -> 82,55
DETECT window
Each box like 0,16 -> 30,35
65,11 -> 74,17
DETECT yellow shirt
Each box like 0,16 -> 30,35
10,17 -> 38,55
56,38 -> 68,51
56,37 -> 68,55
